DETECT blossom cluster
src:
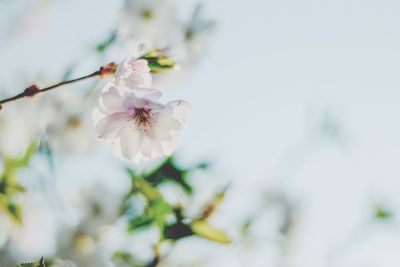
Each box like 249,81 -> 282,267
93,46 -> 191,163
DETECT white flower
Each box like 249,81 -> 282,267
115,45 -> 152,89
41,91 -> 95,154
93,85 -> 190,163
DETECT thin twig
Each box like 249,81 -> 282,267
0,62 -> 116,110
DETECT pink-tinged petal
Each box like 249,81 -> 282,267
95,113 -> 131,139
101,87 -> 125,112
114,61 -> 132,86
117,59 -> 151,89
122,95 -> 138,110
165,100 -> 191,125
121,90 -> 164,110
119,126 -> 142,160
124,71 -> 152,88
146,102 -> 164,110
131,88 -> 161,101
131,59 -> 150,72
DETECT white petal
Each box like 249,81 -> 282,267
161,139 -> 178,155
119,126 -> 142,160
140,136 -> 153,158
95,113 -> 131,139
101,87 -> 125,112
131,88 -> 162,101
115,60 -> 132,86
125,71 -> 152,88
165,100 -> 191,125
156,113 -> 182,131
131,59 -> 150,72
152,140 -> 164,155
92,108 -> 105,124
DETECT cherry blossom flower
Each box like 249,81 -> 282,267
114,45 -> 152,89
93,85 -> 190,163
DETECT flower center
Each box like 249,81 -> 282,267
141,9 -> 154,20
67,116 -> 81,129
133,108 -> 151,127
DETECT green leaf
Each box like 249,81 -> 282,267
123,177 -> 173,233
1,143 -> 36,223
16,257 -> 45,267
16,264 -> 39,267
127,215 -> 153,232
191,221 -> 232,244
143,157 -> 193,194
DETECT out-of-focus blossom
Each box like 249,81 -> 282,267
55,185 -> 122,267
50,258 -> 77,267
7,192 -> 58,261
172,3 -> 216,65
40,91 -> 95,154
0,101 -> 39,158
118,0 -> 182,49
115,46 -> 152,89
93,86 -> 190,163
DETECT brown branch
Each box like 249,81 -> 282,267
0,62 -> 116,110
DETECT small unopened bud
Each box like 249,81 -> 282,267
140,49 -> 176,73
100,62 -> 117,77
24,85 -> 40,97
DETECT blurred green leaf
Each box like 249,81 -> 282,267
375,206 -> 392,220
124,176 -> 172,233
0,189 -> 23,223
143,157 -> 193,194
1,143 -> 36,223
112,251 -> 145,267
127,215 -> 154,232
96,31 -> 117,53
16,264 -> 40,267
16,257 -> 45,267
191,221 -> 231,244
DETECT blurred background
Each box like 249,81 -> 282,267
1,0 -> 400,266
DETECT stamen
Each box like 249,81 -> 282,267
133,108 -> 151,128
